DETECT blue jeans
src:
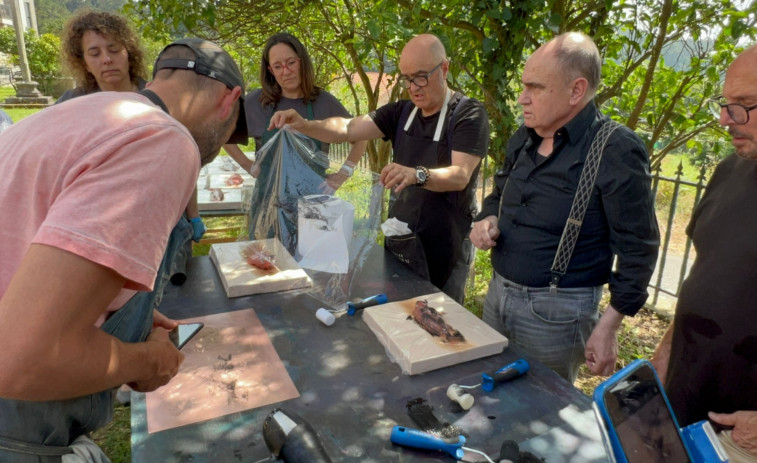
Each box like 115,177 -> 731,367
0,217 -> 192,462
483,272 -> 602,383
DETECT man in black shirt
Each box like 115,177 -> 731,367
471,32 -> 659,382
270,34 -> 490,303
651,45 -> 757,462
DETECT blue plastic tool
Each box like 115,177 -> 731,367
390,426 -> 465,460
346,293 -> 387,315
481,358 -> 529,392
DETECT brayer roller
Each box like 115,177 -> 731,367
347,293 -> 387,315
447,359 -> 530,410
482,358 -> 529,391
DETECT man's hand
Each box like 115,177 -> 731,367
152,309 -> 178,331
709,411 -> 757,456
128,327 -> 184,393
380,163 -> 417,193
650,322 -> 674,386
470,216 -> 500,250
585,305 -> 624,376
269,109 -> 306,131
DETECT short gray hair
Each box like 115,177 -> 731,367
553,32 -> 602,95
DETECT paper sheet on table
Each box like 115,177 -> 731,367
145,308 -> 299,433
297,195 -> 354,273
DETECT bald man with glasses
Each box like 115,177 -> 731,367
270,34 -> 490,303
651,44 -> 757,463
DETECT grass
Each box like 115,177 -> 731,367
0,85 -> 49,122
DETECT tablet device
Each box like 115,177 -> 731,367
593,359 -> 692,463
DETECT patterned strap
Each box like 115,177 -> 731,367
549,120 -> 622,292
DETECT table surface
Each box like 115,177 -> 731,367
131,247 -> 610,463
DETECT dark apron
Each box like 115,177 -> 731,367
247,101 -> 326,255
0,92 -> 194,462
385,93 -> 474,289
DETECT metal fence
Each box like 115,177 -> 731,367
328,141 -> 371,170
329,142 -> 709,311
648,162 -> 708,310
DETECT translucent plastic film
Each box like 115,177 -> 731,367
244,126 -> 384,309
247,126 -> 332,255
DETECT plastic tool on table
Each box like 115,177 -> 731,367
447,359 -> 530,410
390,426 -> 496,462
346,293 -> 387,315
262,408 -> 332,463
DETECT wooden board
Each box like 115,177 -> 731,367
362,292 -> 508,375
197,187 -> 243,211
196,155 -> 255,212
209,238 -> 312,297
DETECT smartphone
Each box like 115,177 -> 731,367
168,322 -> 204,350
593,359 -> 692,463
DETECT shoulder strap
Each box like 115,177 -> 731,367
446,93 -> 468,163
549,119 -> 622,293
138,89 -> 169,114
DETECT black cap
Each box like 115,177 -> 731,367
153,38 -> 248,144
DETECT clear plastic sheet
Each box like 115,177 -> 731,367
244,126 -> 384,310
247,126 -> 331,254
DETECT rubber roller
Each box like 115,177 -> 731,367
446,384 -> 475,410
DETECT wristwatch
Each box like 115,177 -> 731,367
415,166 -> 430,187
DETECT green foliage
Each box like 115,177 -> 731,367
27,33 -> 62,79
123,0 -> 756,172
0,29 -> 61,81
0,27 -> 16,55
35,0 -> 71,35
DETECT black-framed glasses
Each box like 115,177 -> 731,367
398,62 -> 444,89
708,96 -> 757,125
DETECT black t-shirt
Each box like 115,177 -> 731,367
666,153 -> 757,426
369,92 -> 489,165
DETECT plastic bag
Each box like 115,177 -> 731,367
246,126 -> 332,255
297,194 -> 355,273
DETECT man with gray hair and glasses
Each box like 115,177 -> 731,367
471,32 -> 659,383
270,33 -> 490,303
652,44 -> 757,463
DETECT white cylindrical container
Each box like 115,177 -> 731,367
315,308 -> 336,327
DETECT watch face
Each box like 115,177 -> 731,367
417,170 -> 427,182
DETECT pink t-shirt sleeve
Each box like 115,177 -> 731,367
34,122 -> 198,292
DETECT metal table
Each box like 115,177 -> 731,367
132,247 -> 609,462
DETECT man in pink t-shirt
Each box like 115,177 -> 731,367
0,38 -> 247,460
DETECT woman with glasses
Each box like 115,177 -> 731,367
224,32 -> 365,243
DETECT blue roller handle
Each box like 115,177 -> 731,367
481,359 -> 529,392
390,426 -> 465,460
347,293 -> 388,315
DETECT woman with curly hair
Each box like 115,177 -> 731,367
58,10 -> 147,102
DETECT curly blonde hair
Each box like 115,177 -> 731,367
61,10 -> 146,93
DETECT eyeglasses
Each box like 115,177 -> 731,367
398,62 -> 444,89
269,58 -> 300,75
708,96 -> 757,125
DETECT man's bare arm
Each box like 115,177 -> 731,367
0,244 -> 183,401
